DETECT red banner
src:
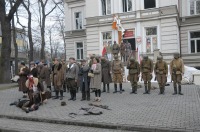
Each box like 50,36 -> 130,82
123,29 -> 135,38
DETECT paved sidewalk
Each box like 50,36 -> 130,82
0,118 -> 131,132
0,83 -> 200,132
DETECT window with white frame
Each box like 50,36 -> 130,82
144,0 -> 156,9
102,32 -> 112,47
145,27 -> 157,53
101,0 -> 111,15
122,0 -> 132,12
76,42 -> 84,60
75,12 -> 82,30
190,31 -> 200,53
190,0 -> 200,15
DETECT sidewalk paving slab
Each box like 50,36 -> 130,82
0,83 -> 200,132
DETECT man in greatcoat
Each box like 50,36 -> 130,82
79,59 -> 90,101
66,57 -> 79,101
40,63 -> 51,92
101,57 -> 112,93
61,59 -> 68,92
18,62 -> 30,98
52,58 -> 64,100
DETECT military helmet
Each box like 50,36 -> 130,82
174,52 -> 180,59
61,101 -> 67,106
157,56 -> 163,60
143,55 -> 148,60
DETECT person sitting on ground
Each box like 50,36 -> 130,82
22,75 -> 44,113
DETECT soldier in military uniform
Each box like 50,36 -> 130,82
140,55 -> 153,94
154,56 -> 168,94
120,42 -> 126,62
112,55 -> 124,94
111,41 -> 120,56
170,53 -> 184,95
127,58 -> 140,94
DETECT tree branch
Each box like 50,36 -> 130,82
16,10 -> 26,29
45,1 -> 62,17
7,0 -> 23,21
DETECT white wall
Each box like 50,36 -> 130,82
65,1 -> 85,31
86,0 -> 100,17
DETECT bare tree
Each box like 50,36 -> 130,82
37,0 -> 61,60
0,0 -> 23,83
10,0 -> 19,75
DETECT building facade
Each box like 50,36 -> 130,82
64,0 -> 200,67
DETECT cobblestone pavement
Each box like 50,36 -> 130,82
0,83 -> 200,131
0,118 -> 131,132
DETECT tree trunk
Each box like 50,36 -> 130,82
11,17 -> 18,75
40,6 -> 46,60
28,11 -> 34,62
0,19 -> 12,83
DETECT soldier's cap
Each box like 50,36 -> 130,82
61,101 -> 67,106
69,57 -> 75,60
21,61 -> 25,66
80,59 -> 86,62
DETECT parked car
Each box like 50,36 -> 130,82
11,75 -> 19,83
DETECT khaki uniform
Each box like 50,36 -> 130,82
112,60 -> 124,83
112,44 -> 120,56
120,44 -> 126,62
170,58 -> 184,94
140,58 -> 153,93
112,59 -> 124,93
127,61 -> 140,93
154,60 -> 168,94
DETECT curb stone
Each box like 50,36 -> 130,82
0,114 -> 194,132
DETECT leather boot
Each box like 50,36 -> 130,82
134,86 -> 137,94
53,91 -> 59,99
178,85 -> 183,95
143,86 -> 148,94
147,82 -> 151,94
102,83 -> 106,92
87,91 -> 90,101
81,91 -> 86,101
119,83 -> 122,94
107,84 -> 110,93
73,90 -> 76,101
113,84 -> 117,93
68,90 -> 73,100
60,90 -> 63,100
130,87 -> 135,94
173,86 -> 177,95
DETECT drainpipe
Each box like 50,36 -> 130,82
178,0 -> 182,57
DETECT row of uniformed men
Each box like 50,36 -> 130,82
111,53 -> 184,95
